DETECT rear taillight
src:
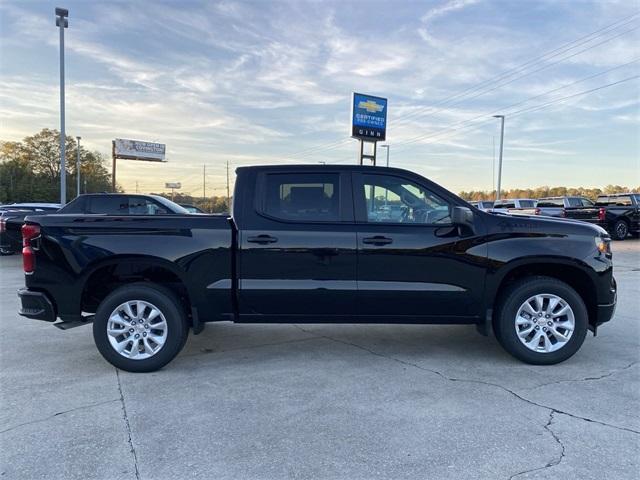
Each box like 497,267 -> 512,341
598,207 -> 606,221
22,224 -> 40,274
0,218 -> 5,233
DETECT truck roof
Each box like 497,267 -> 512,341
236,164 -> 418,174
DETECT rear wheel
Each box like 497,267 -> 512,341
93,283 -> 189,372
612,219 -> 629,240
494,277 -> 588,365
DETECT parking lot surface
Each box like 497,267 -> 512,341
1,240 -> 639,479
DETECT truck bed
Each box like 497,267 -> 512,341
24,213 -> 234,325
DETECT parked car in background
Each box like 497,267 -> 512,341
179,204 -> 205,214
18,164 -> 616,372
534,196 -> 599,220
469,200 -> 494,212
57,194 -> 190,215
594,193 -> 640,240
491,198 -> 537,215
0,203 -> 61,255
0,203 -> 61,213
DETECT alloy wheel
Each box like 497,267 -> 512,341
514,293 -> 575,353
107,300 -> 168,360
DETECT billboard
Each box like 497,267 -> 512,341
165,182 -> 181,189
114,138 -> 166,162
351,93 -> 387,141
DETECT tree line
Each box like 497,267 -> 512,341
0,128 -> 113,204
2,128 -> 636,207
459,185 -> 638,202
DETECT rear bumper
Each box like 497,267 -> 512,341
18,288 -> 56,322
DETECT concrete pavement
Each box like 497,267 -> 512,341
1,241 -> 638,479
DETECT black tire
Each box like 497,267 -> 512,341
93,283 -> 189,372
494,276 -> 588,365
611,219 -> 629,241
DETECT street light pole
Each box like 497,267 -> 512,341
55,8 -> 69,204
76,136 -> 81,198
380,144 -> 390,167
55,7 -> 68,205
493,115 -> 505,200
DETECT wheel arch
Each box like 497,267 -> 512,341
80,255 -> 196,327
488,258 -> 599,330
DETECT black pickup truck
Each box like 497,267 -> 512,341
18,165 -> 617,372
594,193 -> 640,240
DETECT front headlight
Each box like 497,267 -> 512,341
595,235 -> 611,255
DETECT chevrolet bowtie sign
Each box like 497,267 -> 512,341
114,138 -> 166,162
351,92 -> 388,141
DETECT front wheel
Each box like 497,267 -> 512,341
494,277 -> 588,365
93,283 -> 189,372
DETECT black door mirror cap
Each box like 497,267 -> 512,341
452,206 -> 475,230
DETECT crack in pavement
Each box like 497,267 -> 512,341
293,326 -> 640,435
116,368 -> 141,480
527,361 -> 639,391
508,411 -> 566,480
0,398 -> 120,435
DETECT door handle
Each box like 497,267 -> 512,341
247,234 -> 278,244
362,236 -> 393,245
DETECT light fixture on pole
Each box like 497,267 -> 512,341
379,144 -> 390,167
76,136 -> 81,198
493,115 -> 505,200
55,7 -> 69,205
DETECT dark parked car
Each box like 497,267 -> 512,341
534,196 -> 599,220
593,193 -> 640,240
179,204 -> 205,214
0,203 -> 61,255
58,193 -> 190,215
18,165 -> 616,372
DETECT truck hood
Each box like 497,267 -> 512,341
490,212 -> 608,236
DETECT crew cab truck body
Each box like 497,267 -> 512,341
594,193 -> 640,240
18,165 -> 617,372
533,196 -> 598,219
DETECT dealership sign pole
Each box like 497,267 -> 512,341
351,93 -> 388,166
111,138 -> 167,192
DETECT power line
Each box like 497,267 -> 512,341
393,14 -> 639,126
324,73 -> 639,163
283,13 -> 639,161
391,58 -> 640,150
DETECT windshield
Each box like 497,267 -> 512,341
151,196 -> 190,214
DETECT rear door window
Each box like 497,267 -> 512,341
262,173 -> 340,222
538,199 -> 564,207
87,196 -> 129,214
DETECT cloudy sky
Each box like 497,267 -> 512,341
1,0 -> 638,196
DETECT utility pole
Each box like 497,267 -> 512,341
55,7 -> 69,205
493,115 -> 505,200
76,136 -> 81,198
135,181 -> 138,193
203,164 -> 206,207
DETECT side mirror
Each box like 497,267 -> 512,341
451,206 -> 474,229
